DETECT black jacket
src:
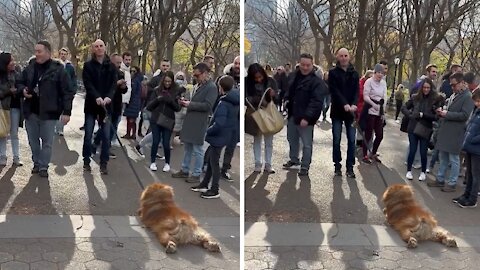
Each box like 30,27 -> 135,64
82,56 -> 117,116
246,77 -> 277,109
273,72 -> 288,102
401,91 -> 441,133
113,70 -> 127,115
18,59 -> 74,120
146,85 -> 182,130
284,70 -> 327,125
328,64 -> 360,121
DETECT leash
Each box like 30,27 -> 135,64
352,111 -> 389,188
102,105 -> 145,190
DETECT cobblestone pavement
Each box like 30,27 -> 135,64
245,245 -> 480,270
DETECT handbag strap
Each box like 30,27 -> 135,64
245,98 -> 255,110
246,89 -> 271,111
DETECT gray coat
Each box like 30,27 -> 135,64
180,80 -> 218,145
435,90 -> 474,154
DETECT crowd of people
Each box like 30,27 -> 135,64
0,39 -> 241,200
246,48 -> 480,209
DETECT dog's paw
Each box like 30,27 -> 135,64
205,241 -> 221,252
407,237 -> 418,248
165,241 -> 177,253
445,238 -> 457,248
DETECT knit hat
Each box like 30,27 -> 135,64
374,64 -> 384,73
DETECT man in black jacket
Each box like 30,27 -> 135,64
282,53 -> 327,176
18,40 -> 74,178
328,48 -> 360,178
82,39 -> 117,174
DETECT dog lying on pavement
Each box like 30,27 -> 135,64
382,184 -> 457,248
138,183 -> 221,253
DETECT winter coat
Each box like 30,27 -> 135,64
120,62 -> 132,103
328,64 -> 360,121
435,90 -> 475,154
356,77 -> 367,119
173,86 -> 188,132
146,84 -> 182,130
1,72 -> 24,127
284,69 -> 327,125
64,61 -> 78,92
82,56 -> 117,116
462,108 -> 480,156
440,72 -> 453,99
401,91 -> 440,134
113,70 -> 128,115
180,80 -> 218,145
18,59 -> 74,120
206,90 -> 240,147
273,72 -> 288,104
123,73 -> 143,118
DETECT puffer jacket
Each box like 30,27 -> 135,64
206,90 -> 240,147
462,108 -> 480,156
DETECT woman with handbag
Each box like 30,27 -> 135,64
0,52 -> 22,166
401,78 -> 440,181
246,63 -> 278,173
145,71 -> 181,172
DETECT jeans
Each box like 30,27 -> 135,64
287,117 -> 314,170
407,133 -> 428,172
464,153 -> 480,203
437,151 -> 460,186
363,114 -> 383,157
181,143 -> 204,177
200,145 -> 223,192
150,122 -> 172,164
94,113 -> 121,145
253,134 -> 273,166
0,108 -> 21,161
332,118 -> 356,170
406,146 -> 421,164
25,114 -> 56,170
55,117 -> 64,134
430,149 -> 439,168
83,113 -> 111,165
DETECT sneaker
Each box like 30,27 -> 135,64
135,145 -> 144,157
441,185 -> 456,192
185,175 -> 201,183
31,166 -> 40,174
83,163 -> 91,172
427,179 -> 444,187
13,158 -> 23,167
201,190 -> 220,199
283,160 -> 300,169
412,164 -> 421,169
156,153 -> 165,160
221,171 -> 233,182
163,163 -> 170,172
100,164 -> 108,175
395,119 -> 400,124
406,171 -> 413,180
370,154 -> 382,163
191,185 -> 208,192
457,200 -> 477,208
39,170 -> 48,178
334,167 -> 342,176
298,168 -> 309,176
150,163 -> 158,171
109,152 -> 117,159
346,170 -> 356,178
419,172 -> 426,181
254,164 -> 262,172
172,171 -> 189,178
426,168 -> 431,174
58,131 -> 64,136
452,195 -> 467,204
362,156 -> 372,164
0,157 -> 7,166
264,165 -> 275,174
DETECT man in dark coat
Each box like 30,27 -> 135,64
18,40 -> 74,178
282,53 -> 327,176
329,48 -> 360,178
82,39 -> 117,175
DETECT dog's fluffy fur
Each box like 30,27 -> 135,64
382,184 -> 457,248
138,183 -> 221,253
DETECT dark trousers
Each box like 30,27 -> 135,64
150,122 -> 172,164
222,144 -> 236,172
200,145 -> 223,192
363,114 -> 384,157
407,132 -> 428,172
395,99 -> 403,120
464,153 -> 480,203
83,113 -> 111,165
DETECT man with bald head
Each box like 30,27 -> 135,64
328,48 -> 360,178
82,39 -> 117,175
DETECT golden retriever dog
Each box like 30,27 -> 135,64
382,184 -> 457,248
138,183 -> 221,253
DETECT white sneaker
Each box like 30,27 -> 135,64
163,163 -> 170,172
419,172 -> 426,181
406,171 -> 413,180
150,163 -> 157,171
426,168 -> 431,173
412,164 -> 421,169
395,120 -> 400,124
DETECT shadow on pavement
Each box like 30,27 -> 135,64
0,166 -> 16,212
51,136 -> 80,176
245,172 -> 272,232
266,170 -> 321,269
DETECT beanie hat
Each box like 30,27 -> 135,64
374,64 -> 384,73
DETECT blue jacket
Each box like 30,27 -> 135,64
462,108 -> 480,156
206,90 -> 240,147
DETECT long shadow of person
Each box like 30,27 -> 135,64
0,166 -> 16,212
51,136 -> 80,176
245,172 -> 273,232
3,175 -> 75,269
265,170 -> 322,269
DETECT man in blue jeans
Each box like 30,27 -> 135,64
82,39 -> 117,175
328,48 -> 360,178
18,40 -> 74,178
172,63 -> 218,183
282,53 -> 326,176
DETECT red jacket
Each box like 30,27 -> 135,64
356,77 -> 367,119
